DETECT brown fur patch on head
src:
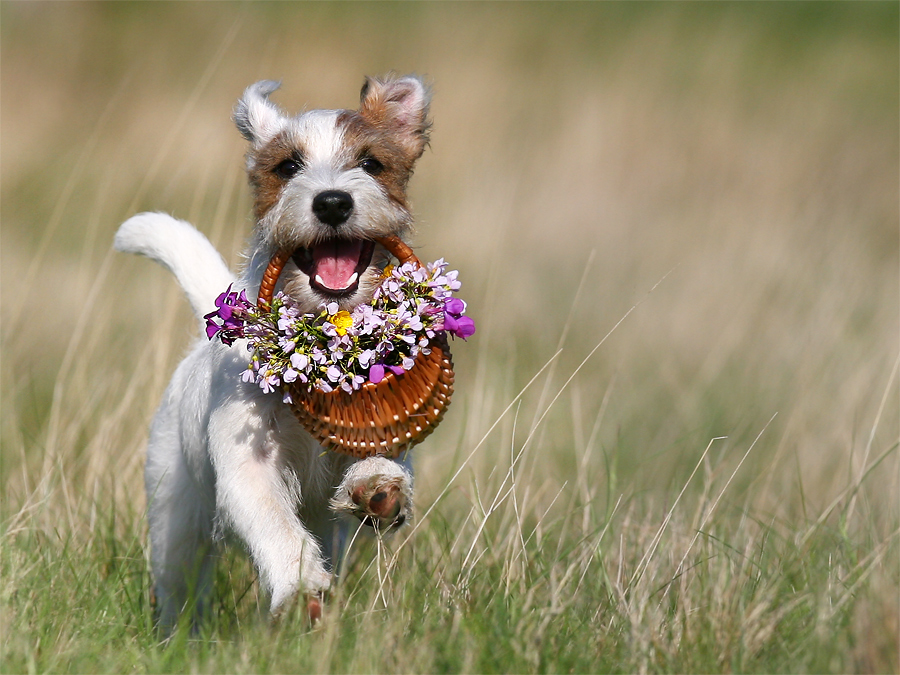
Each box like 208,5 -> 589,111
247,131 -> 302,220
357,75 -> 431,163
336,110 -> 421,209
332,75 -> 432,209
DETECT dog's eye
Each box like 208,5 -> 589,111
359,157 -> 384,176
273,158 -> 303,180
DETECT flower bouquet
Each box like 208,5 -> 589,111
205,236 -> 474,458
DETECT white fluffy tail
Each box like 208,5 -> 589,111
114,213 -> 236,321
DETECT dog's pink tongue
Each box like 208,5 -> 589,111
312,240 -> 363,290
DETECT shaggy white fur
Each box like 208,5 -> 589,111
114,74 -> 430,630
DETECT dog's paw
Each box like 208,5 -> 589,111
306,591 -> 324,624
269,561 -> 331,625
330,457 -> 413,531
269,589 -> 326,627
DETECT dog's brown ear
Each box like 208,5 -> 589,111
234,80 -> 284,145
359,74 -> 431,160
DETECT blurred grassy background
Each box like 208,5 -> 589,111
4,0 -> 895,512
1,2 -> 897,670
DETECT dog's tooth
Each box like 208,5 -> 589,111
348,272 -> 358,286
315,274 -> 325,286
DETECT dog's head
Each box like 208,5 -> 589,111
235,75 -> 431,311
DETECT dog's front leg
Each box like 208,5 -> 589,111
208,401 -> 331,617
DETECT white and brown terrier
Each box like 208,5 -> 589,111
115,74 -> 431,629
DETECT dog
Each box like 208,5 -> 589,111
114,74 -> 431,629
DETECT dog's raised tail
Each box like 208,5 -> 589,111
115,213 -> 236,322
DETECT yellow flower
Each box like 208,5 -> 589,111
331,310 -> 353,336
382,264 -> 394,278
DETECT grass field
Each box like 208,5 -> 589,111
2,3 -> 898,673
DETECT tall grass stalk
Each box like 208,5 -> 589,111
3,3 -> 897,673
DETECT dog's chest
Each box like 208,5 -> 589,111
267,407 -> 353,504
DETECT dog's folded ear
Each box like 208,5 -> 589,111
234,80 -> 284,145
359,74 -> 432,160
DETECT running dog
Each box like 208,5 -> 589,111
114,74 -> 431,629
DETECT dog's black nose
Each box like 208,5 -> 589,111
312,190 -> 353,227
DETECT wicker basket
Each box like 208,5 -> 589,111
257,235 -> 455,458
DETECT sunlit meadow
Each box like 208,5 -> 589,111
2,4 -> 897,673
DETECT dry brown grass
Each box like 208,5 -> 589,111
1,4 -> 897,672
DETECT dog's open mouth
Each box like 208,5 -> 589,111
292,238 -> 376,298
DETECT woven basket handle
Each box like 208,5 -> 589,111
257,235 -> 421,307
376,234 -> 421,268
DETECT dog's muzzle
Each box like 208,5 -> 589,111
287,190 -> 378,299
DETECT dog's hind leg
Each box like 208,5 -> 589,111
145,398 -> 216,633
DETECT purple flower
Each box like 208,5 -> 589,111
205,318 -> 221,340
204,284 -> 251,345
453,315 -> 476,339
369,363 -> 385,384
443,312 -> 459,333
341,373 -> 365,393
260,371 -> 279,394
444,297 -> 466,315
358,349 -> 375,369
405,313 -> 424,332
442,297 -> 476,340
